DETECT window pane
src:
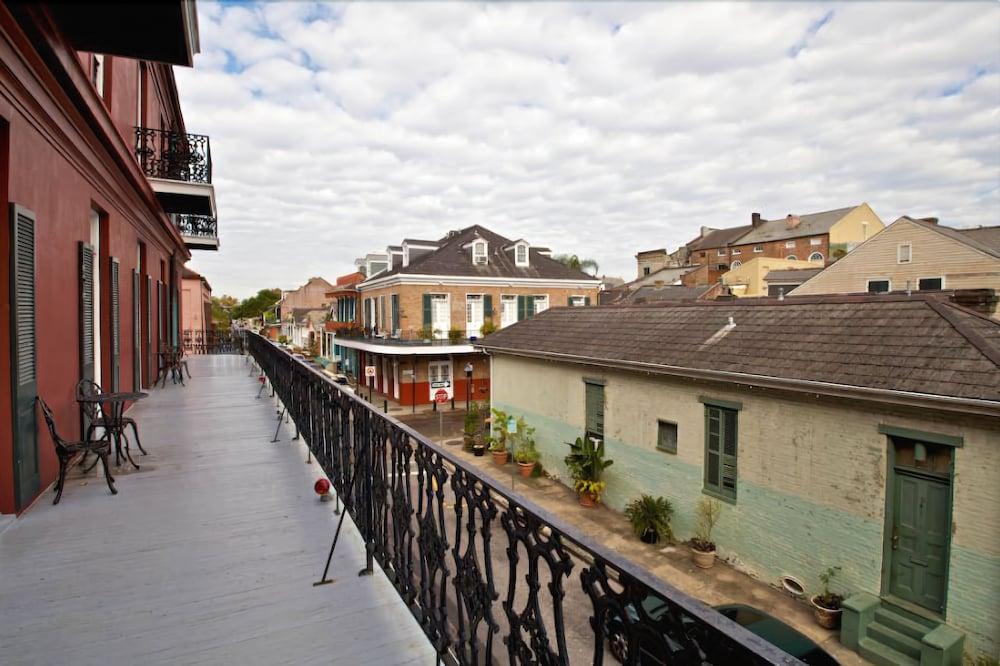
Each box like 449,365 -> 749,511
868,280 -> 890,293
657,421 -> 677,454
706,451 -> 719,487
918,277 -> 942,291
723,409 -> 737,456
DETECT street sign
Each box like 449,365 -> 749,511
434,389 -> 449,404
364,365 -> 376,378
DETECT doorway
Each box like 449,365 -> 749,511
884,436 -> 953,616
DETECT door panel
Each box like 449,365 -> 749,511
889,469 -> 950,613
10,205 -> 39,510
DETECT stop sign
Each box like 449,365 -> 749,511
434,389 -> 449,404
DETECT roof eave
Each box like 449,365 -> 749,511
476,346 -> 1000,419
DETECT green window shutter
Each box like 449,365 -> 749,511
585,381 -> 604,440
79,242 -> 95,384
133,269 -> 140,390
517,295 -> 526,321
704,405 -> 737,501
110,258 -> 121,392
391,293 -> 400,332
584,296 -> 591,306
568,295 -> 573,306
526,295 -> 536,318
10,204 -> 39,510
483,294 -> 493,319
146,276 -> 153,377
422,293 -> 431,328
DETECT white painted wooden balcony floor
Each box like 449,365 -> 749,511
0,354 -> 435,665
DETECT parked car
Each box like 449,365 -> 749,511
605,596 -> 838,666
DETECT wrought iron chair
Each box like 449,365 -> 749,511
37,397 -> 116,505
75,379 -> 146,458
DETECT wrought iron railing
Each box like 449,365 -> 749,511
246,332 -> 799,666
134,127 -> 213,184
183,329 -> 245,355
175,214 -> 218,239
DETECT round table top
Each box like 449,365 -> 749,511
78,391 -> 149,404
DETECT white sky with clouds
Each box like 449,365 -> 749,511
177,1 -> 1000,298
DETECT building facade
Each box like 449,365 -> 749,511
180,266 -> 211,339
792,216 -> 1000,317
0,2 -> 214,514
334,225 -> 600,408
480,297 -> 999,661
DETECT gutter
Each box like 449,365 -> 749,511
477,345 -> 1000,419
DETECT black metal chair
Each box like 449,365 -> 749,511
75,379 -> 146,457
37,397 -> 116,505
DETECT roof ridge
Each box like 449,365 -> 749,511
902,216 -> 1000,259
925,299 -> 1000,367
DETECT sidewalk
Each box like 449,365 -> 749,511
442,440 -> 869,666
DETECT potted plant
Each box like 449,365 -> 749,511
811,566 -> 844,629
472,431 -> 487,457
417,326 -> 435,343
462,403 -> 480,451
564,436 -> 614,508
489,408 -> 511,465
625,495 -> 674,544
513,418 -> 539,476
479,319 -> 497,336
690,497 -> 721,568
489,436 -> 509,464
448,327 -> 464,344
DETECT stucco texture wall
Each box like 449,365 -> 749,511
491,354 -> 999,656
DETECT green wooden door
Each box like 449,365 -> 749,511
889,469 -> 950,613
10,205 -> 39,510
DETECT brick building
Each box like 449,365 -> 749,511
1,2 -> 214,513
480,294 -> 999,662
333,225 -> 599,408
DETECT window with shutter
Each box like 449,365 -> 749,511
146,276 -> 153,379
584,381 -> 604,442
704,404 -> 738,501
422,293 -> 432,329
391,293 -> 400,333
133,269 -> 141,390
10,205 -> 40,509
110,258 -> 120,392
79,243 -> 95,384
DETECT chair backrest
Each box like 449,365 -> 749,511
75,379 -> 103,421
36,397 -> 68,451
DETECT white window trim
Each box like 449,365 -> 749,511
731,248 -> 742,255
500,294 -> 517,328
867,278 -> 891,293
569,295 -> 587,307
808,252 -> 824,262
810,238 -> 823,246
472,240 -> 488,265
753,245 -> 763,253
785,255 -> 797,261
465,293 -> 484,335
533,295 -> 549,314
784,241 -> 796,249
730,260 -> 742,269
717,249 -> 727,256
897,243 -> 912,264
92,54 -> 105,98
430,293 -> 450,339
514,242 -> 529,267
917,276 -> 946,291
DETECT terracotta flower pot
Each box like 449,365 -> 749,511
517,461 -> 536,477
491,450 -> 509,465
640,528 -> 659,544
578,491 -> 597,508
690,546 -> 716,569
810,596 -> 843,629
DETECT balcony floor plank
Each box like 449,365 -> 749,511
0,354 -> 435,665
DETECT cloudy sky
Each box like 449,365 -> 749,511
177,1 -> 1000,298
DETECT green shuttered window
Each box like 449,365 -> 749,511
110,258 -> 120,392
391,293 -> 400,333
422,293 -> 432,328
11,205 -> 39,509
585,381 -> 604,441
704,404 -> 738,501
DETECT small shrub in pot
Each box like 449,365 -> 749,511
625,494 -> 674,544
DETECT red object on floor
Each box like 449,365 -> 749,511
314,478 -> 330,495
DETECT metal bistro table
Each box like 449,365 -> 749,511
78,391 -> 148,470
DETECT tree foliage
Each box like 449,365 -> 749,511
211,295 -> 238,327
231,288 -> 282,321
553,253 -> 599,275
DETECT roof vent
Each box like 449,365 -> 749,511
700,315 -> 737,349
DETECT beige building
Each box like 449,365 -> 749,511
180,267 -> 212,339
720,257 -> 819,297
479,296 -> 999,662
792,216 -> 1000,317
277,276 -> 335,319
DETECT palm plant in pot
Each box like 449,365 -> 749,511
489,408 -> 510,465
810,566 -> 844,629
690,497 -> 721,568
564,436 -> 614,508
513,418 -> 539,476
625,494 -> 674,544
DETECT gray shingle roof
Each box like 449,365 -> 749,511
956,226 -> 1000,254
765,268 -> 824,284
687,225 -> 753,251
479,295 -> 1000,405
363,225 -> 597,282
736,206 -> 858,245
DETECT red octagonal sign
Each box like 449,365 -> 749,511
434,389 -> 449,404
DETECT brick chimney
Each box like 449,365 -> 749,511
751,212 -> 763,228
918,217 -> 939,225
949,288 -> 998,317
786,214 -> 801,229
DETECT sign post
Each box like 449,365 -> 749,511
365,365 -> 376,403
434,389 -> 449,441
507,416 -> 518,489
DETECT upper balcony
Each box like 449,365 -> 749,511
135,127 -> 218,250
333,326 -> 480,355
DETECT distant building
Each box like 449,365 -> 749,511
792,216 -> 1000,318
720,257 -> 819,297
277,276 -> 334,320
762,268 -> 824,296
479,295 -> 999,661
180,267 -> 212,342
334,225 -> 599,408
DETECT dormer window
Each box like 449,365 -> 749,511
473,240 -> 488,265
515,243 -> 529,267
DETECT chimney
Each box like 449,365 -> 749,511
918,217 -> 939,225
949,288 -> 998,316
751,212 -> 762,228
786,214 -> 801,229
700,226 -> 712,238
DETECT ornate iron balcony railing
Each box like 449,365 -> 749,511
175,214 -> 218,239
135,127 -> 212,184
246,332 -> 799,666
182,329 -> 245,355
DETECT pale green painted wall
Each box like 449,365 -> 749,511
492,355 -> 1000,658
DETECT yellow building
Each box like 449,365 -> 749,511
721,257 -> 819,297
